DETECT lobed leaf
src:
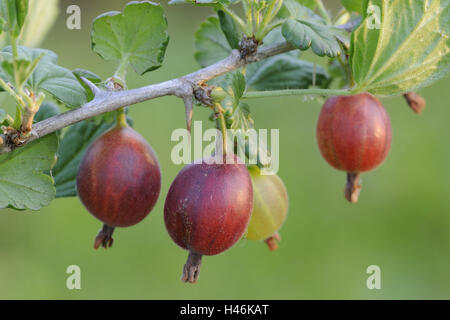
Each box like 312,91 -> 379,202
91,1 -> 169,75
350,0 -> 450,96
282,18 -> 350,57
0,133 -> 58,210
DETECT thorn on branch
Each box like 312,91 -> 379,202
80,76 -> 102,96
183,96 -> 194,133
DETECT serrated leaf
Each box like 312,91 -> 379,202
229,101 -> 254,131
0,46 -> 87,107
195,16 -> 232,67
246,52 -> 330,90
91,1 -> 169,75
209,71 -> 254,132
282,18 -> 350,57
0,134 -> 58,210
350,0 -> 450,96
52,115 -> 132,198
218,9 -> 240,49
282,0 -> 323,21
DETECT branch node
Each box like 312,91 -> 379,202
194,85 -> 214,106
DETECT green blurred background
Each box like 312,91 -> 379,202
0,0 -> 449,299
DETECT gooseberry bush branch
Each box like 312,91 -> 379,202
0,0 -> 447,213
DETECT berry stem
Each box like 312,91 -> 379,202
94,224 -> 115,249
116,108 -> 128,128
243,88 -> 352,99
345,172 -> 361,203
214,103 -> 228,157
182,251 -> 202,284
265,232 -> 281,251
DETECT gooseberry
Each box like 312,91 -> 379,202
76,125 -> 161,248
316,93 -> 392,203
164,156 -> 253,283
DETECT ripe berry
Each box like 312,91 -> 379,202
164,156 -> 253,283
77,125 -> 161,248
246,166 -> 288,251
316,93 -> 392,203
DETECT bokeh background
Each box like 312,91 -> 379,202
0,0 -> 449,299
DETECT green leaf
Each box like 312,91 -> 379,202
228,101 -> 254,131
281,0 -> 324,22
91,1 -> 169,75
52,115 -> 131,198
218,10 -> 240,49
246,52 -> 330,90
296,0 -> 316,10
0,133 -> 58,210
194,16 -> 232,67
0,108 -> 9,125
350,0 -> 450,96
72,68 -> 102,83
282,18 -> 350,57
210,71 -> 253,132
0,0 -> 29,37
341,0 -> 365,14
14,0 -> 27,30
169,0 -> 237,8
0,46 -> 87,107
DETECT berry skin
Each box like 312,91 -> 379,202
77,126 -> 161,248
246,166 -> 288,251
316,93 -> 392,203
164,156 -> 253,283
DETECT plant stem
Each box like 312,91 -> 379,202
314,0 -> 332,24
242,0 -> 253,36
0,78 -> 25,108
243,88 -> 353,99
215,103 -> 228,156
114,60 -> 129,81
116,108 -> 128,128
255,0 -> 282,40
